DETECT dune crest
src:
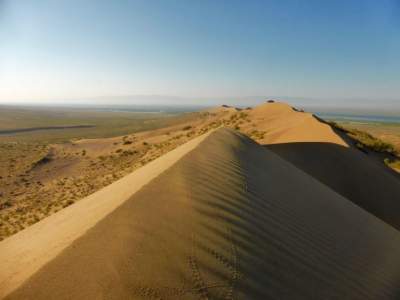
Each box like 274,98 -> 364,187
247,102 -> 348,146
5,129 -> 400,299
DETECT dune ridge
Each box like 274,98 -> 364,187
237,102 -> 400,231
245,102 -> 348,146
6,128 -> 400,299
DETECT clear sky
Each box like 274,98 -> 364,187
0,0 -> 399,106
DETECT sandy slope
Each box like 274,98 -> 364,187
239,102 -> 400,230
6,129 -> 400,299
267,142 -> 400,231
0,131 -> 212,299
245,102 -> 348,146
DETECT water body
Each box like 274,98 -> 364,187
315,112 -> 400,124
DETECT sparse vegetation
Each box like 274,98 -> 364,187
0,107 -> 218,240
122,150 -> 136,156
239,112 -> 248,119
328,120 -> 400,173
349,129 -> 395,153
249,130 -> 266,140
329,121 -> 396,154
384,158 -> 400,172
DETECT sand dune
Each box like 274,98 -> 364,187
267,142 -> 400,231
0,131 -> 212,299
240,102 -> 400,230
245,102 -> 348,146
5,129 -> 400,299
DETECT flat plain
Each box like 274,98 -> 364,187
0,105 -> 236,240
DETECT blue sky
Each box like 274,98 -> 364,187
0,0 -> 399,106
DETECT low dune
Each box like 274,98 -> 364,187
4,129 -> 400,299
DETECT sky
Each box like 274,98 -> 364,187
0,0 -> 399,107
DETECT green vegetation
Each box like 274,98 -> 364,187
349,129 -> 395,153
249,130 -> 266,140
384,158 -> 400,171
328,121 -> 396,154
328,120 -> 400,153
328,120 -> 400,173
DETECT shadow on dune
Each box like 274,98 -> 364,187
312,114 -> 399,167
265,141 -> 400,231
7,129 -> 400,300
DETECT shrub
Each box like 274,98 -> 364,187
384,158 -> 400,170
122,150 -> 134,156
349,129 -> 395,153
0,200 -> 12,210
62,200 -> 74,208
328,122 -> 396,154
239,112 -> 248,119
182,125 -> 192,131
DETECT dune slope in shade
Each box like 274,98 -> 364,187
267,142 -> 400,230
6,129 -> 400,299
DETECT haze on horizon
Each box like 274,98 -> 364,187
0,0 -> 399,109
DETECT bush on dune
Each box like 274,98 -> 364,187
384,158 -> 400,171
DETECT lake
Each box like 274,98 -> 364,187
314,112 -> 400,124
